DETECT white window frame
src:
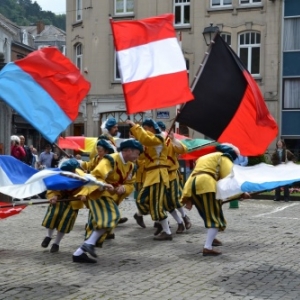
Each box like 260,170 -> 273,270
114,0 -> 134,16
114,50 -> 121,82
211,0 -> 232,8
240,0 -> 262,5
238,32 -> 261,76
174,0 -> 190,26
76,0 -> 82,22
75,43 -> 83,71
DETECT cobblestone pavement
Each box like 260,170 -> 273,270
1,198 -> 300,300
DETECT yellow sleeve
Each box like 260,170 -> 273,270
130,124 -> 163,146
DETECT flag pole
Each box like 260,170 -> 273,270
0,198 -> 79,209
221,190 -> 267,205
167,32 -> 219,136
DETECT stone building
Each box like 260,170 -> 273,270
66,0 -> 283,144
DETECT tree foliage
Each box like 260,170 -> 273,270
0,0 -> 66,31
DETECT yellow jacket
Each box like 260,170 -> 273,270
182,152 -> 233,201
165,136 -> 187,181
46,168 -> 87,210
130,124 -> 169,188
75,153 -> 136,206
81,155 -> 102,173
135,155 -> 145,184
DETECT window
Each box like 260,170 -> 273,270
283,18 -> 300,51
75,43 -> 82,71
221,33 -> 231,45
174,0 -> 190,26
211,0 -> 232,7
283,78 -> 300,109
240,0 -> 261,5
76,0 -> 82,21
114,0 -> 134,15
114,50 -> 121,81
239,32 -> 260,75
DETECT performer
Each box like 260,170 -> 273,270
41,158 -> 112,254
72,139 -> 143,263
89,117 -> 128,225
155,121 -> 191,235
126,118 -> 174,241
182,144 -> 250,256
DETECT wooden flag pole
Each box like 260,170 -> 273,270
221,190 -> 267,205
0,198 -> 79,209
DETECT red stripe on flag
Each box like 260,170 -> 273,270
218,80 -> 278,156
123,71 -> 193,114
111,14 -> 175,50
15,48 -> 91,121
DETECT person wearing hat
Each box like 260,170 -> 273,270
126,118 -> 173,241
181,144 -> 250,256
41,158 -> 94,257
154,123 -> 192,235
72,139 -> 143,263
89,117 -> 118,160
89,117 -> 128,225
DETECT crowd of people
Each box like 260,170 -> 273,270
8,120 -> 298,262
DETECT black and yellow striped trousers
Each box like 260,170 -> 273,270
136,180 -> 168,221
85,196 -> 121,243
164,174 -> 183,212
191,178 -> 227,230
42,202 -> 78,233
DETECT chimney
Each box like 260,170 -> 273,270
37,21 -> 45,34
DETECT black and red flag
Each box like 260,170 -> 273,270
176,34 -> 278,156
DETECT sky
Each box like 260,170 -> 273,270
34,0 -> 66,14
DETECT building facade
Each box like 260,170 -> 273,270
280,0 -> 300,153
66,0 -> 282,146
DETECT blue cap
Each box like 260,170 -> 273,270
142,118 -> 161,134
119,139 -> 143,154
97,139 -> 114,154
60,158 -> 80,171
105,118 -> 117,130
156,121 -> 166,131
216,144 -> 238,162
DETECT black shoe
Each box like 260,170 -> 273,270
284,198 -> 289,202
81,243 -> 97,258
50,243 -> 59,253
133,213 -> 146,228
153,232 -> 173,241
105,233 -> 115,239
154,223 -> 163,236
72,253 -> 97,263
273,198 -> 280,201
183,215 -> 192,230
118,217 -> 128,224
41,236 -> 52,248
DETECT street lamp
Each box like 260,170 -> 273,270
202,23 -> 220,46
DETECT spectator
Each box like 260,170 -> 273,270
31,147 -> 39,169
19,135 -> 33,166
234,155 -> 248,166
38,144 -> 54,169
271,139 -> 297,202
10,135 -> 26,161
51,153 -> 61,168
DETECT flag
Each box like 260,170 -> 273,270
110,14 -> 194,114
172,133 -> 219,160
217,162 -> 300,200
58,136 -> 97,152
176,34 -> 278,156
0,156 -> 95,199
0,202 -> 26,219
0,47 -> 91,143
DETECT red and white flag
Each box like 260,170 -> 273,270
110,14 -> 194,114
